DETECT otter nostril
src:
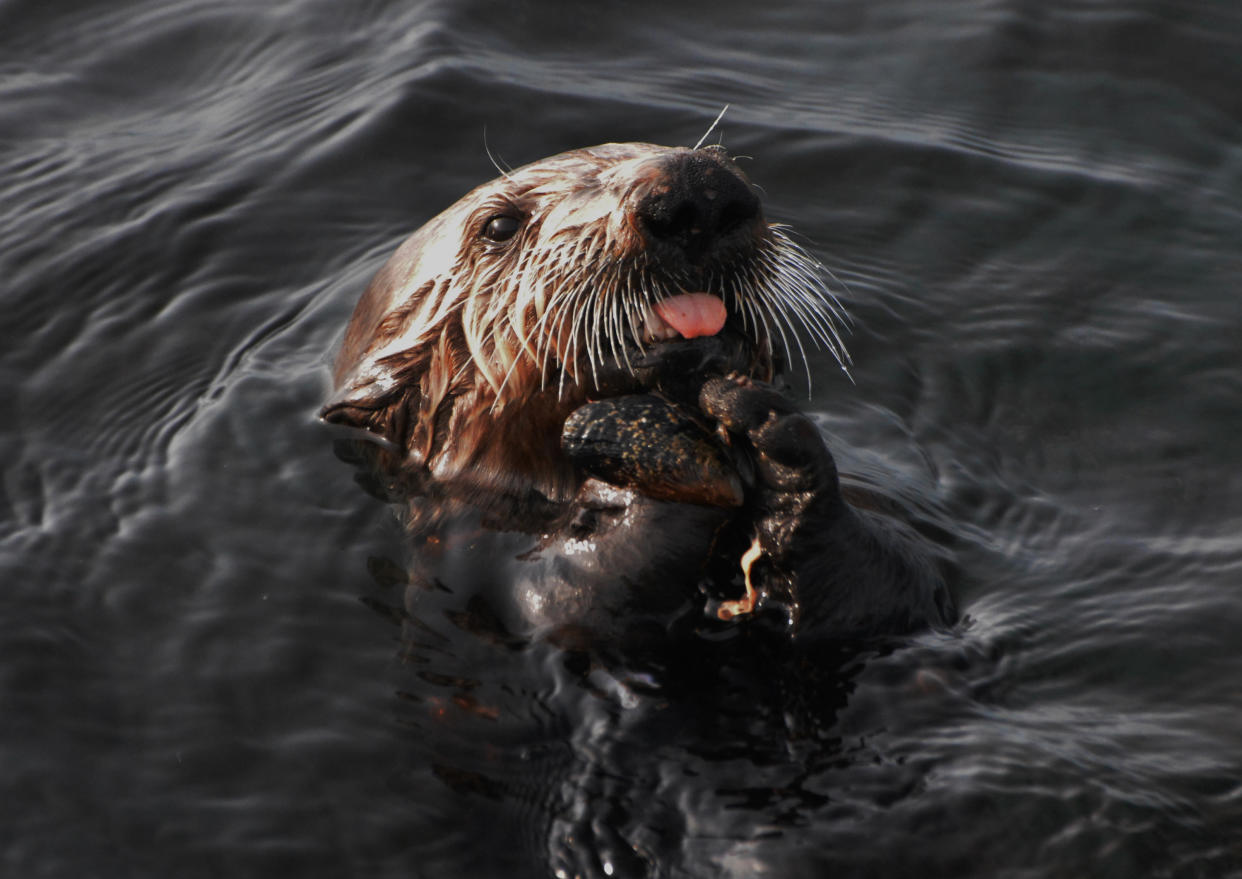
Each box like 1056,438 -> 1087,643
635,152 -> 761,259
716,197 -> 759,236
642,201 -> 700,246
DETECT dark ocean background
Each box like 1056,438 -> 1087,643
4,0 -> 1242,876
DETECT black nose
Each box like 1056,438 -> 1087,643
635,149 -> 762,263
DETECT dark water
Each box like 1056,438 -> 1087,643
5,0 -> 1242,876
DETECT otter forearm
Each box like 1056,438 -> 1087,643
701,374 -> 954,640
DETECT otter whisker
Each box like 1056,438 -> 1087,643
509,294 -> 542,369
580,261 -> 615,381
754,235 -> 852,370
607,274 -> 637,374
621,273 -> 641,352
732,279 -> 755,337
768,264 -> 849,380
556,299 -> 583,397
579,283 -> 605,390
527,250 -> 583,388
757,256 -> 836,350
601,275 -> 624,373
783,282 -> 851,368
494,295 -> 548,406
781,293 -> 844,362
749,273 -> 807,378
530,252 -> 609,387
769,226 -> 853,317
763,292 -> 815,389
769,233 -> 853,337
769,238 -> 846,321
692,104 -> 730,151
554,279 -> 593,392
742,290 -> 776,363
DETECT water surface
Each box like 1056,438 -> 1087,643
4,0 -> 1242,876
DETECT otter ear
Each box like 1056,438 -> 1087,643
320,397 -> 379,431
319,385 -> 407,447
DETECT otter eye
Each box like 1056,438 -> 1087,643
482,214 -> 521,242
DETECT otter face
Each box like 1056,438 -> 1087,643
323,142 -> 848,499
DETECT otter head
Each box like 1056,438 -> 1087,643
322,142 -> 848,502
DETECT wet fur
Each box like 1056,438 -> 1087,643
323,143 -> 846,501
325,142 -> 953,645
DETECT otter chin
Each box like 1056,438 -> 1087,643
322,142 -> 848,504
324,142 -> 952,646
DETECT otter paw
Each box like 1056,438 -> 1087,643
698,376 -> 839,495
699,374 -> 795,434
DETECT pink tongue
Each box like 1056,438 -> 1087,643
653,293 -> 727,339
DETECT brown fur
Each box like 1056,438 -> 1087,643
324,143 -> 840,502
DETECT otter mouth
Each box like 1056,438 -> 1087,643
567,283 -> 774,405
543,226 -> 849,407
641,293 -> 729,342
584,313 -> 758,403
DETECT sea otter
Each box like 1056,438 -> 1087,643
323,142 -> 954,648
